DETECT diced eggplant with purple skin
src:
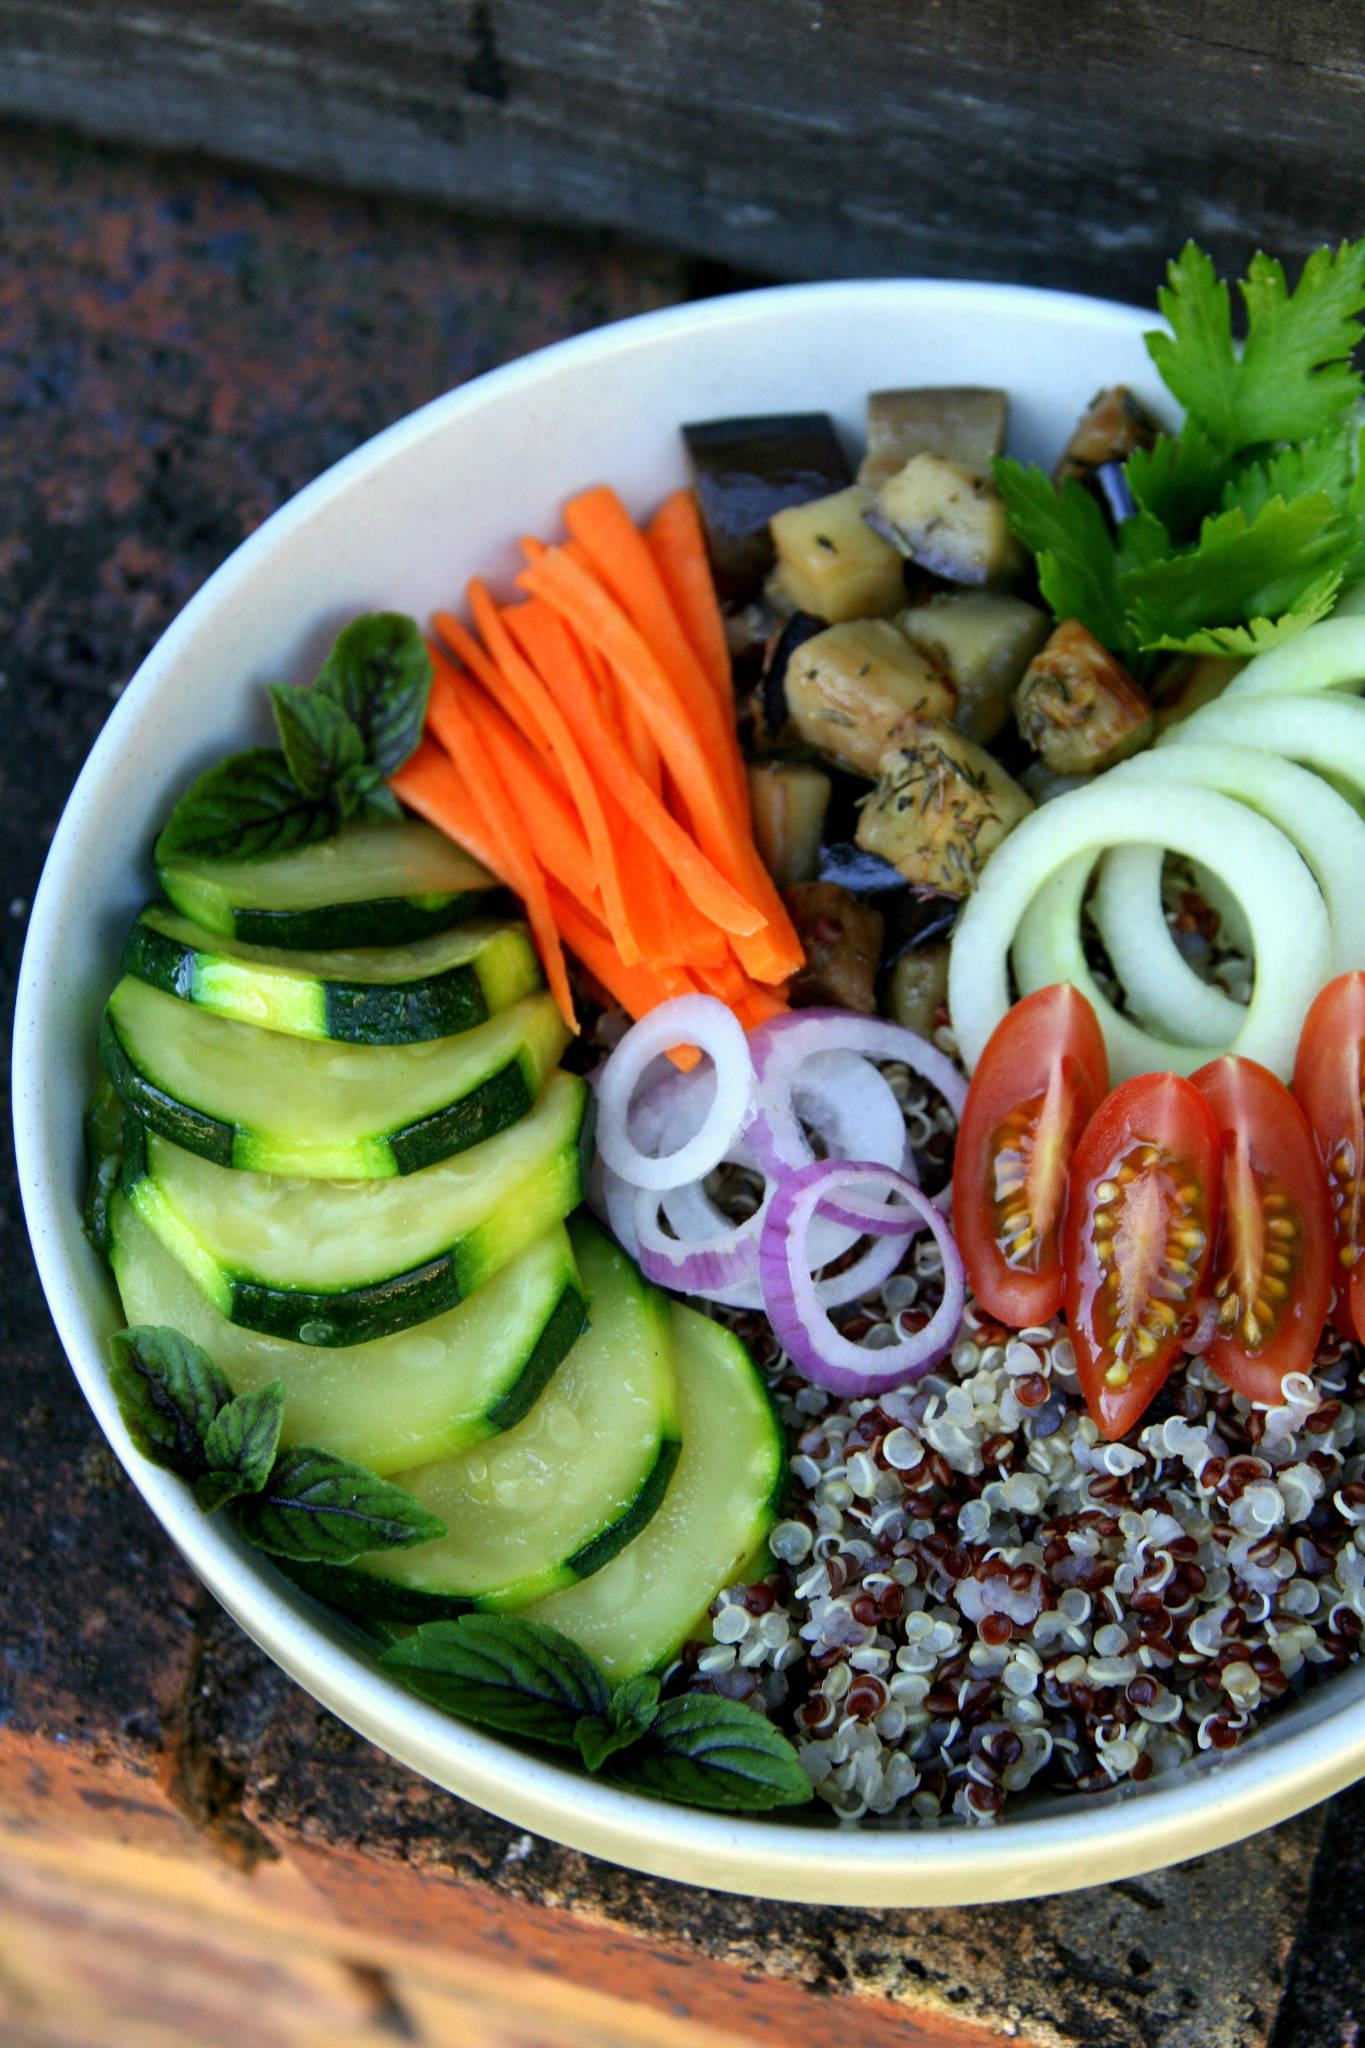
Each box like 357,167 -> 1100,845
898,589 -> 1050,745
782,618 -> 956,776
758,609 -> 827,738
768,485 -> 906,621
784,882 -> 885,1015
1014,619 -> 1156,774
747,760 -> 833,888
1054,386 -> 1163,488
866,454 -> 1025,586
682,413 -> 852,605
855,724 -> 1032,897
858,387 -> 1008,489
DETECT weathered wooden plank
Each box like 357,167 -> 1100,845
2,1 -> 1363,300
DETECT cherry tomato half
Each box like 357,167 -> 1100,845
1291,972 -> 1365,1343
1063,1072 -> 1222,1439
953,984 -> 1109,1325
1190,1056 -> 1333,1404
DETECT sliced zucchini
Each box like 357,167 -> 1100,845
524,1303 -> 786,1680
123,1070 -> 585,1345
354,1219 -> 682,1611
122,905 -> 541,1046
158,815 -> 509,951
83,1075 -> 125,1262
109,1198 -> 588,1475
101,981 -> 568,1177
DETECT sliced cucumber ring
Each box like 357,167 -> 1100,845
122,905 -> 540,1046
1162,691 -> 1365,809
524,1301 -> 786,1680
123,1071 -> 585,1345
1093,744 -> 1365,1042
1224,613 -> 1365,699
158,815 -> 509,951
109,1197 -> 587,1475
949,779 -> 1331,1081
354,1220 -> 682,1611
102,980 -> 569,1177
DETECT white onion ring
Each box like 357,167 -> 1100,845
758,1162 -> 965,1396
595,995 -> 753,1191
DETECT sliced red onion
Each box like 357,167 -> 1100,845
759,1161 -> 965,1395
749,1010 -> 967,1178
595,995 -> 753,1191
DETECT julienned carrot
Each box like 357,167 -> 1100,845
401,678 -> 578,1030
497,593 -> 766,942
390,738 -> 506,880
547,884 -> 704,1071
436,596 -> 643,969
563,485 -> 745,810
519,545 -> 801,982
646,488 -> 733,711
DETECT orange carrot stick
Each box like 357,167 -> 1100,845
646,487 -> 734,710
564,485 -> 745,809
548,885 -> 702,1069
403,673 -> 578,1029
436,597 -> 642,968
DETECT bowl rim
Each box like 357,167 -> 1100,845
15,274 -> 1365,1906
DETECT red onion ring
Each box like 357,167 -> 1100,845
758,1161 -> 965,1395
748,1010 -> 967,1184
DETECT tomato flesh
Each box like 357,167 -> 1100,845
1063,1073 -> 1222,1439
1291,972 -> 1365,1343
1191,1056 -> 1333,1404
953,984 -> 1109,1325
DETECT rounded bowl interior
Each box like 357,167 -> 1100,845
15,278 -> 1365,1905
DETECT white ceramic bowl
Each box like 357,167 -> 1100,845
15,280 -> 1365,1905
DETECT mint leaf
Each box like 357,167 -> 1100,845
1121,491 -> 1350,650
269,686 -> 365,800
576,1672 -> 661,1772
1149,239 -> 1365,452
993,459 -> 1134,658
609,1696 -> 813,1812
236,1446 -> 445,1562
314,613 -> 433,779
154,747 -> 337,865
380,1616 -> 609,1745
108,1325 -> 230,1480
196,1381 -> 286,1511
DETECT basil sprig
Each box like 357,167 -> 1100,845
154,612 -> 431,865
108,1324 -> 443,1559
380,1616 -> 813,1814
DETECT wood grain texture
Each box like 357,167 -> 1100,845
2,1 -> 1364,301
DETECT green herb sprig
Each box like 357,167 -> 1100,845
995,239 -> 1365,665
108,1324 -> 443,1559
379,1615 -> 814,1814
153,613 -> 432,866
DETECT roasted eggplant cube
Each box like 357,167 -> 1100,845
1015,619 -> 1156,774
784,882 -> 884,1015
683,413 -> 852,604
768,486 -> 906,621
784,619 -> 956,776
1054,385 -> 1162,485
855,725 -> 1032,897
885,942 -> 951,1037
867,454 -> 1024,586
858,387 -> 1008,489
747,761 -> 833,888
898,590 -> 1051,745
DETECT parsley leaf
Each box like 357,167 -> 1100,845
1149,239 -> 1365,452
1120,491 -> 1349,652
992,459 -> 1133,659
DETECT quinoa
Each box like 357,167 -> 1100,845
668,1062 -> 1365,1828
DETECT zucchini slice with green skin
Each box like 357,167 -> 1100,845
101,980 -> 569,1177
158,815 -> 511,951
122,905 -> 541,1046
353,1219 -> 682,1611
109,1197 -> 588,1475
123,1070 -> 585,1346
525,1303 -> 786,1679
